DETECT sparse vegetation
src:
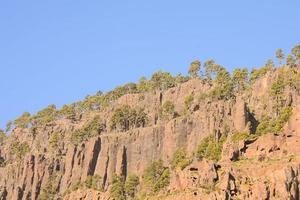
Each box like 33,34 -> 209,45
170,148 -> 190,170
110,174 -> 125,200
10,141 -> 30,159
255,106 -> 293,136
150,71 -> 176,91
143,160 -> 170,193
124,174 -> 139,199
110,105 -> 148,132
249,60 -> 274,83
84,175 -> 103,191
184,94 -> 194,112
71,115 -> 105,144
159,101 -> 175,120
188,60 -> 201,78
210,68 -> 233,100
14,112 -> 31,128
230,131 -> 254,142
276,49 -> 284,65
196,134 -> 227,162
231,68 -> 249,93
31,104 -> 57,126
0,130 -> 6,145
49,132 -> 59,148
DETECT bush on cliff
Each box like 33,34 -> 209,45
196,134 -> 227,162
170,148 -> 191,170
110,105 -> 148,132
159,101 -> 175,120
10,141 -> 30,159
256,106 -> 293,136
110,174 -> 125,200
124,174 -> 139,198
143,160 -> 170,193
14,112 -> 31,128
71,115 -> 105,144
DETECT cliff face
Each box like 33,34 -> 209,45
1,66 -> 300,200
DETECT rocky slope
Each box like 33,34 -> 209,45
1,61 -> 300,200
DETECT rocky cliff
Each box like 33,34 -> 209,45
1,61 -> 300,200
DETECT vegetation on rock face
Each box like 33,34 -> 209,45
10,140 -> 30,159
203,59 -> 222,80
71,115 -> 105,144
230,131 -> 253,142
196,134 -> 227,162
249,60 -> 274,83
124,174 -> 139,199
231,68 -> 249,93
270,67 -> 300,113
38,176 -> 58,200
150,71 -> 176,91
159,101 -> 175,120
14,112 -> 31,128
5,121 -> 13,133
210,67 -> 234,100
276,49 -> 284,64
0,130 -> 6,145
188,60 -> 201,78
84,175 -> 103,191
49,132 -> 59,148
184,94 -> 194,112
143,160 -> 170,193
110,175 -> 125,200
256,106 -> 293,136
170,148 -> 190,170
110,105 -> 148,132
31,104 -> 57,126
110,173 -> 140,200
57,104 -> 76,120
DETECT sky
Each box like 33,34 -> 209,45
0,1 -> 300,129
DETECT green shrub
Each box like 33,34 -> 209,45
150,71 -> 175,91
110,105 -> 148,132
49,132 -> 59,148
11,141 -> 30,159
249,60 -> 273,83
196,134 -> 226,162
188,60 -> 201,78
71,115 -> 105,144
137,77 -> 152,93
231,68 -> 249,93
110,174 -> 125,200
70,180 -> 83,191
256,106 -> 293,136
230,131 -> 252,142
159,101 -> 175,120
170,148 -> 190,170
175,73 -> 189,84
269,68 -> 299,112
38,174 -> 60,200
0,130 -> 6,145
85,175 -> 103,191
5,121 -> 13,133
124,174 -> 139,198
198,92 -> 209,101
14,112 -> 31,128
143,160 -> 170,193
210,68 -> 234,100
31,104 -> 57,126
58,104 -> 76,120
184,95 -> 194,111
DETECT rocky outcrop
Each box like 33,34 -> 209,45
1,66 -> 300,200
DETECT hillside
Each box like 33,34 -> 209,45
1,46 -> 300,200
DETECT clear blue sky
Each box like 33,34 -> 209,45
1,1 -> 300,129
